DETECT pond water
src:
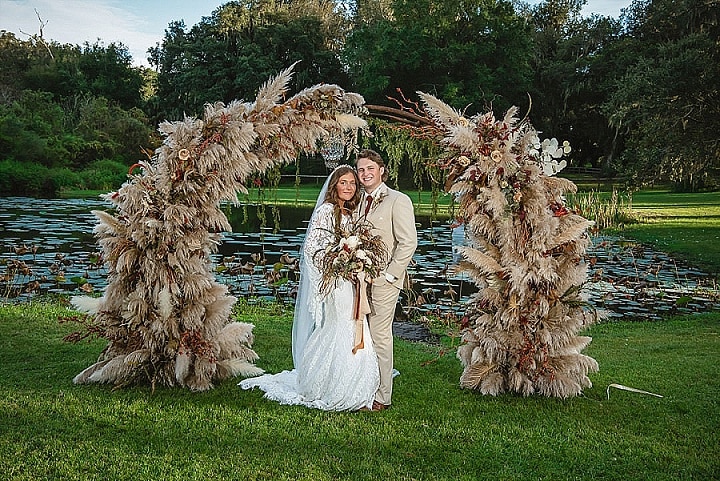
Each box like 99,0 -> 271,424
1,197 -> 718,327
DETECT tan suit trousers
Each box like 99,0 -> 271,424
369,278 -> 401,405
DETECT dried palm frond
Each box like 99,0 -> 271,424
253,62 -> 298,112
214,322 -> 256,359
418,92 -> 466,128
73,360 -> 110,385
217,359 -> 265,380
174,352 -> 192,385
70,295 -> 103,314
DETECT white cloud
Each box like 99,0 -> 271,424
1,0 -> 170,66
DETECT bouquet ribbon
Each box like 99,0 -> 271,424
352,271 -> 372,354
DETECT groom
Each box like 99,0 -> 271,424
356,149 -> 417,411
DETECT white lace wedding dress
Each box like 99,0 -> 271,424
239,203 -> 379,411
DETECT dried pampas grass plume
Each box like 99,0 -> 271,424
418,91 -> 599,398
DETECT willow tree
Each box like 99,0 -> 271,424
70,66 -> 367,391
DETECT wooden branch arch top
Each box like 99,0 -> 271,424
365,104 -> 434,127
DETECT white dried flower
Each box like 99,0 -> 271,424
541,138 -> 563,159
536,138 -> 570,176
346,235 -> 359,250
458,155 -> 471,167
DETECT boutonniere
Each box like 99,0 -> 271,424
371,191 -> 388,209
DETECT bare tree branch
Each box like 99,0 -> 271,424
365,104 -> 434,127
19,9 -> 54,59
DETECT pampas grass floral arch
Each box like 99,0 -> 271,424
71,65 -> 598,397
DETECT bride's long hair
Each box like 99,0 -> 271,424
323,165 -> 361,212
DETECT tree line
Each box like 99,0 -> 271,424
0,0 -> 717,196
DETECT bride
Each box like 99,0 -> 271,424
239,165 -> 380,411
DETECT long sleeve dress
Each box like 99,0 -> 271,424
239,203 -> 379,411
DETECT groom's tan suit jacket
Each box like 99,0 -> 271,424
364,183 -> 417,286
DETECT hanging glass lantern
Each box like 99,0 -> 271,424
320,134 -> 345,169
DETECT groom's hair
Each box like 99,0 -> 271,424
356,149 -> 389,182
324,165 -> 361,210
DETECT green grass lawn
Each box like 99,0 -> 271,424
1,301 -> 718,480
60,183 -> 454,216
616,190 -> 720,274
238,183 -> 453,216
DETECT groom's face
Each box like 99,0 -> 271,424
357,157 -> 383,193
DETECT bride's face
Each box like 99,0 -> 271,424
335,172 -> 357,204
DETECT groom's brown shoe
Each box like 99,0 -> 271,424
358,401 -> 390,412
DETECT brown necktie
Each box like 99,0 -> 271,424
364,195 -> 373,216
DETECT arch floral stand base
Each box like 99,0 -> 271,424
70,66 -> 366,391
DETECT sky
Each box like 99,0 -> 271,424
1,0 -> 632,67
